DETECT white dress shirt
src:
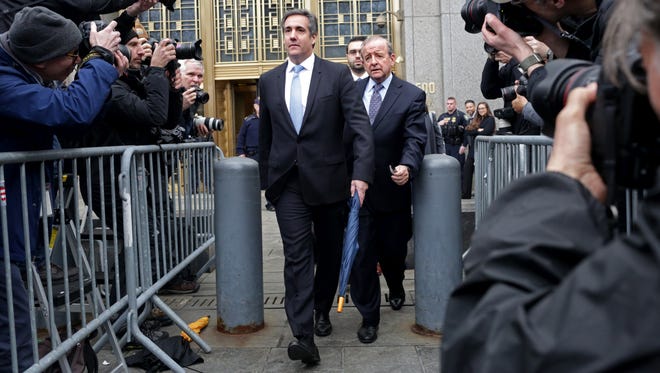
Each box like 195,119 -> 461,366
362,73 -> 393,113
285,54 -> 315,114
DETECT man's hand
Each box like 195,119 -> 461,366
89,20 -> 120,52
482,14 -> 532,63
150,38 -> 176,68
459,145 -> 467,155
511,92 -> 528,113
125,0 -> 158,17
140,38 -> 152,62
351,180 -> 369,206
113,50 -> 129,75
439,117 -> 449,126
390,165 -> 410,186
182,87 -> 196,111
196,122 -> 210,136
547,83 -> 606,202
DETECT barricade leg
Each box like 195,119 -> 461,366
412,154 -> 463,335
215,157 -> 264,333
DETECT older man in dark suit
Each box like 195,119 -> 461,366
258,8 -> 374,365
350,35 -> 426,344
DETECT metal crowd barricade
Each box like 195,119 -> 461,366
1,142 -> 219,372
119,143 -> 216,372
474,135 -> 554,226
1,146 -> 132,372
473,135 -> 644,233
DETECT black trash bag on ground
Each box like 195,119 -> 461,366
125,336 -> 203,372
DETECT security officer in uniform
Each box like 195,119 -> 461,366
236,98 -> 260,161
438,96 -> 467,177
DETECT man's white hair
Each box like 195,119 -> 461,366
179,59 -> 204,73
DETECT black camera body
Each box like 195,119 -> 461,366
461,0 -> 543,36
501,75 -> 529,101
193,86 -> 209,105
494,107 -> 516,121
145,38 -> 203,76
159,0 -> 176,11
530,58 -> 660,194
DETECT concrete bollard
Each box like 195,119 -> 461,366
412,154 -> 463,335
215,157 -> 264,333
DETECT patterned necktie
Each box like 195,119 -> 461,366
289,65 -> 304,134
369,83 -> 383,125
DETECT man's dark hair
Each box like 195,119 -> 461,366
465,99 -> 475,106
345,35 -> 366,53
281,9 -> 318,36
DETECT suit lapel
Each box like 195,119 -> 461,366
300,56 -> 323,133
273,63 -> 296,133
372,75 -> 402,130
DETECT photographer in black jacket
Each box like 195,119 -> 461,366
0,0 -> 152,33
79,20 -> 199,296
442,0 -> 660,370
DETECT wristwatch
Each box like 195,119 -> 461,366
517,53 -> 544,76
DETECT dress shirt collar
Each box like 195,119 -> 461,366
287,54 -> 315,73
352,71 -> 369,81
365,73 -> 393,94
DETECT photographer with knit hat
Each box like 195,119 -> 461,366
0,6 -> 126,371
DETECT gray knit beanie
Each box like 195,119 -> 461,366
9,6 -> 82,64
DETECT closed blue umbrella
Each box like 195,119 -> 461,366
337,192 -> 360,313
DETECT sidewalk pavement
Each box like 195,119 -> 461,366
100,193 -> 459,372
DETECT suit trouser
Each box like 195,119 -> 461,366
351,209 -> 412,326
274,173 -> 346,339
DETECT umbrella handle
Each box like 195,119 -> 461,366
337,296 -> 345,313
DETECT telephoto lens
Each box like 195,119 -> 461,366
193,116 -> 224,131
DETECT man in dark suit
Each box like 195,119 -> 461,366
350,35 -> 426,344
258,9 -> 374,365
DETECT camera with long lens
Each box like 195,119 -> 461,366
193,116 -> 223,131
529,57 -> 660,193
193,86 -> 209,105
144,38 -> 203,75
501,75 -> 528,101
461,0 -> 543,36
78,20 -> 131,62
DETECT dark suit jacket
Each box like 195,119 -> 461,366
258,56 -> 374,205
357,75 -> 426,213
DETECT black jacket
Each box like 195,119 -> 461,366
0,0 -> 136,33
442,171 -> 660,372
80,67 -> 182,147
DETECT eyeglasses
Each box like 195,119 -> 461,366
64,49 -> 79,60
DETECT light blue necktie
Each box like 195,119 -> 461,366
290,65 -> 304,134
368,83 -> 383,125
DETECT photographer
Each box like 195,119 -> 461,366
0,0 -> 157,33
481,49 -> 542,135
442,0 -> 660,370
178,58 -> 211,140
0,6 -> 124,370
80,24 -> 201,295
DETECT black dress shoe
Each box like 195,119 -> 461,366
287,339 -> 320,365
314,313 -> 332,337
389,292 -> 405,311
357,324 -> 378,344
